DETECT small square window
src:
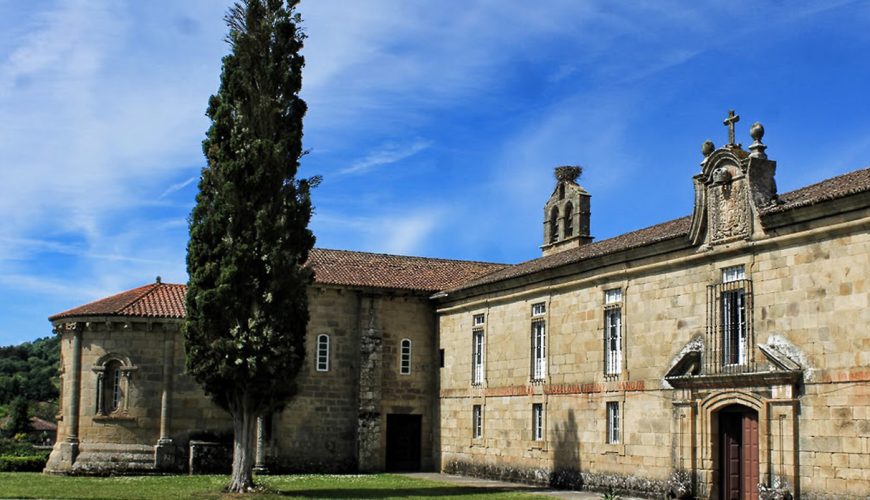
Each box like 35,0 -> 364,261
722,265 -> 745,283
605,288 -> 623,305
473,314 -> 485,326
531,302 -> 546,316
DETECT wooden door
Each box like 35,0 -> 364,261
720,413 -> 742,500
719,407 -> 759,500
742,412 -> 759,500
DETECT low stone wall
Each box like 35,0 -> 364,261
188,441 -> 231,474
444,459 -> 669,498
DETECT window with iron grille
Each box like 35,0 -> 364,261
531,302 -> 547,381
604,288 -> 622,375
473,405 -> 483,439
707,265 -> 754,373
606,402 -> 620,444
316,334 -> 330,372
532,403 -> 544,441
400,339 -> 412,375
472,328 -> 484,385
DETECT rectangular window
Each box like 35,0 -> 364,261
439,349 -> 445,368
400,339 -> 412,375
605,288 -> 623,305
532,403 -> 544,441
531,319 -> 546,380
722,287 -> 747,365
473,313 -> 485,326
472,329 -> 484,385
532,302 -> 546,316
473,405 -> 483,439
607,402 -> 620,444
604,288 -> 622,375
722,265 -> 745,283
718,265 -> 750,368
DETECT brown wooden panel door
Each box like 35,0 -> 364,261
742,412 -> 759,500
721,413 -> 742,500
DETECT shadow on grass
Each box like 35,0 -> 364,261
273,486 -> 522,498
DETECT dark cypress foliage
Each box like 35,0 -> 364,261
184,0 -> 316,491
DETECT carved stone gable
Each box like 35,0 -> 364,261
690,115 -> 778,247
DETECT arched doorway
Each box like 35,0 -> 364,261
716,404 -> 759,500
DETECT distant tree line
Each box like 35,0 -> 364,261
0,336 -> 59,410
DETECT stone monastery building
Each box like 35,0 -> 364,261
46,115 -> 870,499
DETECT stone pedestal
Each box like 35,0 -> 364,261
154,439 -> 176,470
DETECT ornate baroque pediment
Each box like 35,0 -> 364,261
689,112 -> 778,247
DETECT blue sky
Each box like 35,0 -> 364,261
2,0 -> 870,345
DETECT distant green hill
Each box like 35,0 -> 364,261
0,336 -> 59,420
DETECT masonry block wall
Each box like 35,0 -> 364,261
47,285 -> 439,474
437,206 -> 870,498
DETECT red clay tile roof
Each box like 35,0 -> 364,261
761,166 -> 870,214
49,281 -> 187,321
49,249 -> 507,321
307,248 -> 507,292
448,216 -> 693,292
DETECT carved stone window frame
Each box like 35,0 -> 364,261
91,353 -> 137,419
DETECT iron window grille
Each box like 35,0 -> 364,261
532,403 -> 544,441
473,405 -> 483,439
604,288 -> 623,375
607,402 -> 620,444
706,277 -> 755,375
472,329 -> 485,385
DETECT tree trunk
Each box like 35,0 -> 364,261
228,401 -> 258,493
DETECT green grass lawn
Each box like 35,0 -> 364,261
0,473 -> 541,499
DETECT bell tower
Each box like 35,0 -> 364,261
541,165 -> 593,256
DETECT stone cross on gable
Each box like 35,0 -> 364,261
723,110 -> 740,146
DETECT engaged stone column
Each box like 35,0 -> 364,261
155,327 -> 176,470
356,295 -> 383,472
61,324 -> 82,467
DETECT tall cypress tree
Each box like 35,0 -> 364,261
184,0 -> 316,491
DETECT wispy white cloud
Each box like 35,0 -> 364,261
313,206 -> 446,257
340,139 -> 431,175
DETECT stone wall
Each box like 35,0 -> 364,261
47,285 -> 440,475
437,207 -> 869,498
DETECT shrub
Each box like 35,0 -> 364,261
0,452 -> 49,471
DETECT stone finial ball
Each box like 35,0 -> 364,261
554,165 -> 582,183
750,122 -> 765,142
701,140 -> 715,157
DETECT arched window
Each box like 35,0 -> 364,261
316,334 -> 330,372
93,355 -> 135,416
400,339 -> 412,375
105,360 -> 122,413
549,206 -> 560,243
563,201 -> 574,238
